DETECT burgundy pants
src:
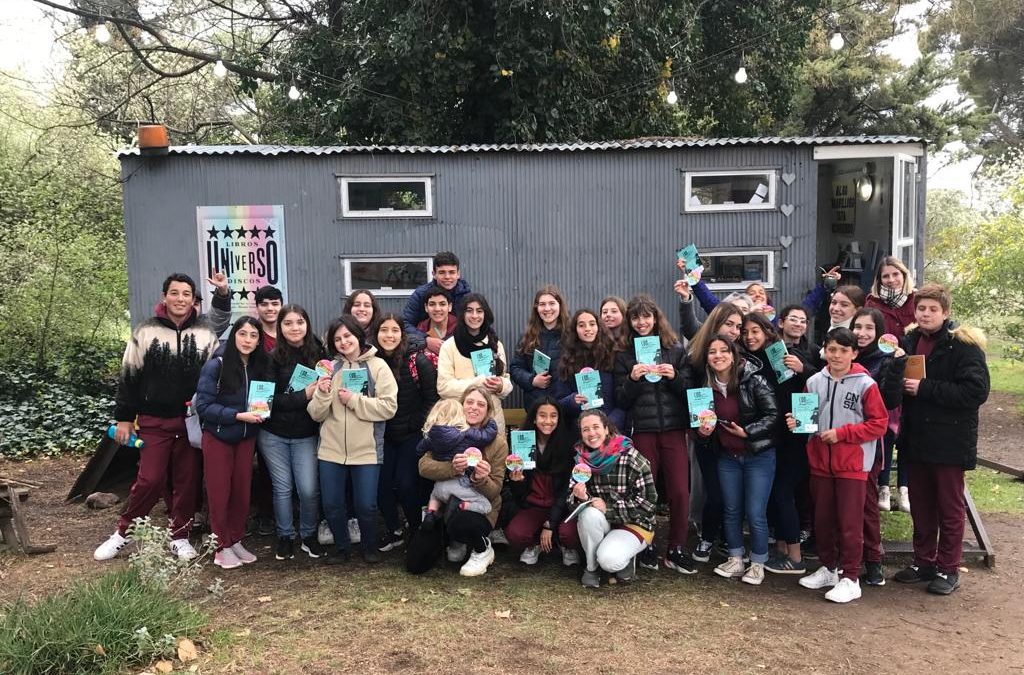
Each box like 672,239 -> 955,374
810,475 -> 866,580
505,505 -> 551,550
555,517 -> 583,550
907,462 -> 966,574
202,432 -> 256,550
633,430 -> 689,549
118,415 -> 199,539
863,447 -> 884,564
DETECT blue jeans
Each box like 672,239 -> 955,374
718,449 -> 776,563
258,430 -> 319,539
379,436 -> 425,533
877,430 -> 907,488
319,460 -> 380,553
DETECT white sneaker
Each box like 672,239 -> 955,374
898,486 -> 911,513
562,548 -> 581,567
799,565 -> 840,589
742,562 -> 765,585
459,539 -> 495,577
878,485 -> 892,511
519,545 -> 540,565
318,520 -> 334,546
825,577 -> 862,603
169,538 -> 198,561
446,541 -> 468,562
94,531 -> 130,561
214,548 -> 243,569
714,556 -> 746,578
347,518 -> 361,544
489,528 -> 509,546
230,542 -> 256,564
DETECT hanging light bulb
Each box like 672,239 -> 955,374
213,60 -> 228,78
829,32 -> 845,50
94,23 -> 111,44
666,89 -> 678,105
288,85 -> 301,100
734,66 -> 748,84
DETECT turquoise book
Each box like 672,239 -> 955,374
791,393 -> 820,433
764,341 -> 795,383
532,349 -> 551,375
634,336 -> 662,383
686,387 -> 714,428
574,370 -> 604,410
247,380 -> 275,419
341,368 -> 369,395
286,364 -> 318,393
676,243 -> 700,271
510,430 -> 538,470
470,348 -> 494,377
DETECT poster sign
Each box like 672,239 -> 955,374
830,180 -> 856,235
197,205 -> 287,321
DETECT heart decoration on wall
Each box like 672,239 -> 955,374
781,172 -> 796,185
780,204 -> 795,217
779,235 -> 794,248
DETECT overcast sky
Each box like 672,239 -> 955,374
0,0 -> 981,190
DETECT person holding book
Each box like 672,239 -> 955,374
850,307 -> 908,585
555,308 -> 626,429
410,386 -> 509,576
436,293 -> 513,432
693,336 -> 779,585
510,285 -> 570,411
778,305 -> 820,376
260,304 -> 328,561
895,283 -> 990,595
600,296 -> 630,353
403,251 -> 472,350
372,313 -> 439,552
562,410 -> 658,588
194,316 -> 271,569
675,275 -> 751,340
309,315 -> 398,563
250,285 -> 285,538
790,328 -> 889,603
613,294 -> 695,574
865,256 -> 917,338
503,398 -> 577,566
415,286 -> 458,356
674,256 -> 769,318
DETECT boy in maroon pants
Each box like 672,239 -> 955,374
895,284 -> 990,595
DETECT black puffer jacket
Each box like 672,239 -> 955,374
263,355 -> 325,440
385,350 -> 439,442
899,321 -> 990,469
614,340 -> 691,433
693,359 -> 779,454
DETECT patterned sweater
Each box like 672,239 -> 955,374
570,436 -> 658,532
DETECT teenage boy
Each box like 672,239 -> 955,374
402,251 -> 470,350
415,286 -> 458,355
894,283 -> 990,595
254,285 -> 284,352
791,327 -> 888,604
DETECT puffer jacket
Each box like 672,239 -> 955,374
693,359 -> 780,454
614,340 -> 691,433
263,353 -> 326,440
899,321 -> 990,469
385,350 -> 439,442
510,326 -> 564,411
194,356 -> 264,443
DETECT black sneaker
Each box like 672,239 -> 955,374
664,547 -> 698,575
927,571 -> 960,595
638,546 -> 659,571
325,548 -> 350,565
800,535 -> 819,560
893,564 -> 937,584
363,550 -> 381,564
421,511 -> 438,532
301,536 -> 325,559
275,536 -> 294,560
862,561 -> 885,586
616,557 -> 637,583
256,516 -> 275,537
692,539 -> 713,563
378,529 -> 405,552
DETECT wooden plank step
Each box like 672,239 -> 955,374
976,456 -> 1024,480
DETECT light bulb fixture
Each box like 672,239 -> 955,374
94,23 -> 111,44
829,32 -> 845,50
856,174 -> 874,202
734,66 -> 748,84
287,85 -> 301,100
213,60 -> 228,78
666,89 -> 678,105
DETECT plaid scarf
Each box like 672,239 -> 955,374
575,434 -> 631,476
878,285 -> 908,308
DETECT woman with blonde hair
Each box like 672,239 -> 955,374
865,256 -> 917,338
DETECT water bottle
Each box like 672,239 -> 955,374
107,423 -> 144,448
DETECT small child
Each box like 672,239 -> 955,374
789,327 -> 888,604
418,400 -> 498,529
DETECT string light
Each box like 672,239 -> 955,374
666,89 -> 678,105
829,32 -> 845,50
94,24 -> 111,43
213,60 -> 228,78
287,85 -> 301,100
734,66 -> 748,84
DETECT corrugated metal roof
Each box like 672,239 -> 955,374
117,135 -> 925,158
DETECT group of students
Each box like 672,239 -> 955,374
93,251 -> 990,603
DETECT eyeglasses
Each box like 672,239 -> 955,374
784,316 -> 808,324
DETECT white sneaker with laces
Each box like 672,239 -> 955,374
169,538 -> 198,561
519,545 -> 540,565
898,486 -> 911,513
878,485 -> 892,511
347,518 -> 361,544
562,548 -> 581,567
446,541 -> 468,562
459,538 -> 495,577
799,565 -> 840,589
214,548 -> 243,569
714,556 -> 746,578
825,577 -> 862,603
489,528 -> 509,545
230,542 -> 256,564
742,561 -> 765,585
94,532 -> 130,561
318,520 -> 334,545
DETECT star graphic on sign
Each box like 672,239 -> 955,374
207,226 -> 220,238
233,226 -> 247,239
263,225 -> 276,238
247,226 -> 261,239
238,289 -> 253,300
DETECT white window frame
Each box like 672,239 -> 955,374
339,176 -> 434,218
699,249 -> 776,291
341,256 -> 433,297
683,169 -> 778,212
891,154 -> 918,275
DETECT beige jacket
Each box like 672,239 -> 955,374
436,337 -> 513,432
418,434 -> 509,527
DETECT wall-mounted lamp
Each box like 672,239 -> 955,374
856,164 -> 875,202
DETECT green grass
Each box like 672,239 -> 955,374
0,567 -> 206,675
989,357 -> 1024,413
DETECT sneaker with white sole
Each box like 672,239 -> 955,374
94,532 -> 130,561
214,548 -> 243,569
825,577 -> 862,603
169,538 -> 198,561
799,565 -> 840,590
347,518 -> 361,544
877,485 -> 892,511
459,538 -> 495,577
714,556 -> 746,579
230,542 -> 256,564
378,529 -> 405,552
692,539 -> 714,563
489,528 -> 509,546
562,548 -> 581,567
446,541 -> 468,562
742,562 -> 765,585
318,520 -> 334,546
519,545 -> 540,565
898,486 -> 911,513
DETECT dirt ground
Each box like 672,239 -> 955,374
3,396 -> 1024,675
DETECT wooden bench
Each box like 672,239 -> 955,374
0,477 -> 57,555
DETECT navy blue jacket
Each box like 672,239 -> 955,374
194,357 -> 262,443
402,278 -> 472,346
553,369 -> 626,431
510,327 -> 564,411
